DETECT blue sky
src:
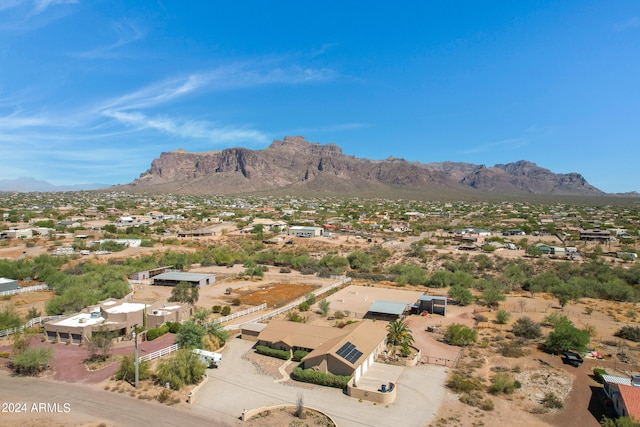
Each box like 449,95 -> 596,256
1,1 -> 639,193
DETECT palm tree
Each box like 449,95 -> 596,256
386,320 -> 414,348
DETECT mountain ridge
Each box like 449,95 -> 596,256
116,136 -> 605,198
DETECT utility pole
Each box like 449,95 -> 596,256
133,325 -> 139,388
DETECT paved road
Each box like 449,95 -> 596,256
194,338 -> 448,427
0,372 -> 231,427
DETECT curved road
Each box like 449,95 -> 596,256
0,372 -> 230,426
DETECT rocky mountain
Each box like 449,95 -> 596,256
120,136 -> 605,197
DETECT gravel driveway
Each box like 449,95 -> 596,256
192,338 -> 448,427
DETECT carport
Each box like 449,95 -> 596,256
364,300 -> 409,321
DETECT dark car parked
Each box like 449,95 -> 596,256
563,351 -> 584,367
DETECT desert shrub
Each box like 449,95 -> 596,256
221,306 -> 231,316
256,345 -> 290,360
11,347 -> 53,375
115,355 -> 151,384
474,314 -> 488,323
615,326 -> 640,342
495,309 -> 511,324
541,392 -> 563,409
292,350 -> 310,362
444,323 -> 478,347
298,301 -> 310,312
155,349 -> 206,390
291,368 -> 351,388
458,392 -> 494,411
212,305 -> 222,313
488,373 -> 521,394
231,298 -> 241,306
499,341 -> 527,358
593,368 -> 608,384
333,310 -> 346,320
512,317 -> 543,339
286,311 -> 306,323
446,373 -> 482,393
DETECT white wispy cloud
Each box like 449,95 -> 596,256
614,17 -> 640,32
99,63 -> 335,111
32,0 -> 77,15
0,0 -> 78,31
71,19 -> 144,59
103,110 -> 268,143
458,137 -> 528,155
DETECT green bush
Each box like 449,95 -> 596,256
155,349 -> 206,390
221,306 -> 231,316
256,345 -> 290,360
291,367 -> 351,388
11,347 -> 53,375
212,305 -> 222,313
298,301 -> 310,312
115,355 -> 151,384
146,324 -> 169,341
488,373 -> 521,394
292,350 -> 309,362
593,368 -> 608,384
166,322 -> 181,334
444,323 -> 478,346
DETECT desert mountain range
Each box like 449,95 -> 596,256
119,136 -> 604,198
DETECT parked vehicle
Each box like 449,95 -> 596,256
563,351 -> 584,367
193,348 -> 222,368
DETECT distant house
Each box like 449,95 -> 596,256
177,228 -> 215,238
287,226 -> 323,238
152,271 -> 215,288
580,229 -> 612,242
1,229 -> 33,239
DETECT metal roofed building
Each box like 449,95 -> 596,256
152,271 -> 215,288
416,295 -> 447,316
0,278 -> 19,293
287,226 -> 324,238
365,300 -> 410,321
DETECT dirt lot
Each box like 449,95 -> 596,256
230,282 -> 318,307
0,290 -> 54,318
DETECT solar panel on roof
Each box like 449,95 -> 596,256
336,341 -> 362,364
